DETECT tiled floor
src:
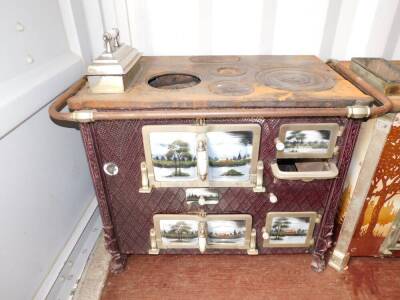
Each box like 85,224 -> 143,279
100,254 -> 400,300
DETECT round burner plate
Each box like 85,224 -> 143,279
256,68 -> 335,92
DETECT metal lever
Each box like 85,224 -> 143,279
196,134 -> 208,181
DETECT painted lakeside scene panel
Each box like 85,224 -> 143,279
270,216 -> 311,244
149,132 -> 198,181
283,129 -> 331,154
159,219 -> 199,246
207,220 -> 246,245
207,131 -> 253,181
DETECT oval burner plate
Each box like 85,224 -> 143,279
256,68 -> 335,92
209,81 -> 253,96
190,56 -> 240,63
214,66 -> 247,77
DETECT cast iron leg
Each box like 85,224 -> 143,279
110,252 -> 128,274
103,225 -> 127,273
311,253 -> 326,272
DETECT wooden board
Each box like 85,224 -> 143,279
68,55 -> 373,110
100,255 -> 400,300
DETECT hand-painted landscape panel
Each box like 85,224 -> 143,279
207,220 -> 246,245
270,216 -> 311,244
149,132 -> 198,181
207,131 -> 253,181
159,219 -> 199,246
283,129 -> 330,154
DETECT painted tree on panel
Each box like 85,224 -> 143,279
165,140 -> 192,176
359,124 -> 400,237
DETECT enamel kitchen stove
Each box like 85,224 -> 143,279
51,38 -> 382,273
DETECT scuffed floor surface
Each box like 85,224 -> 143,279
101,255 -> 400,300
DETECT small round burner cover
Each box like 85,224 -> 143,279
256,68 -> 335,92
213,66 -> 247,77
209,81 -> 253,96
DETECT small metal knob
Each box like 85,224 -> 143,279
262,229 -> 269,240
275,141 -> 285,151
269,193 -> 278,204
103,162 -> 119,176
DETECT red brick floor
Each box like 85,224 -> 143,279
101,255 -> 400,300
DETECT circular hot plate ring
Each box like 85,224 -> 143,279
256,68 -> 335,92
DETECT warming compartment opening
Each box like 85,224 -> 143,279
271,159 -> 338,181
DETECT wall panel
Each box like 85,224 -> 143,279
81,0 -> 399,59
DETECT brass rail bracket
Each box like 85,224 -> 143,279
346,105 -> 371,119
71,110 -> 96,123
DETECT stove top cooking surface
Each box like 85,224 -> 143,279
69,55 -> 373,110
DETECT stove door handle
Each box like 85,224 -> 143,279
198,221 -> 207,254
196,134 -> 208,181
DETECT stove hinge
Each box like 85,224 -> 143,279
196,118 -> 206,126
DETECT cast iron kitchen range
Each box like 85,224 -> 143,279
49,29 -> 393,273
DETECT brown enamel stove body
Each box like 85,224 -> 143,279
68,56 -> 372,272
